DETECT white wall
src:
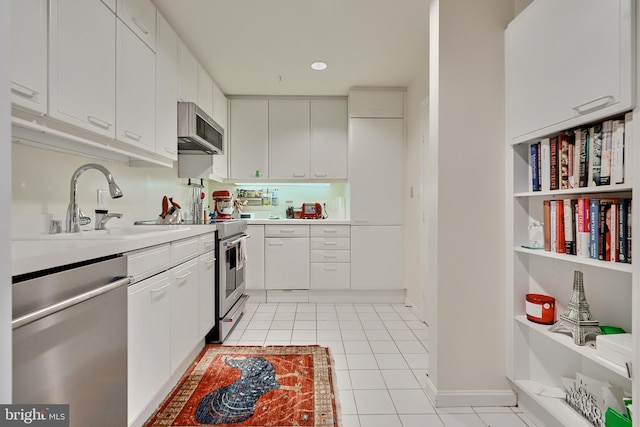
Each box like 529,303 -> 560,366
427,0 -> 515,401
404,55 -> 429,315
1,0 -> 12,403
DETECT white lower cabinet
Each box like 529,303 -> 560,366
246,225 -> 265,290
197,251 -> 215,339
170,257 -> 199,373
310,263 -> 350,290
265,226 -> 309,290
127,271 -> 171,425
310,225 -> 350,290
350,226 -> 403,290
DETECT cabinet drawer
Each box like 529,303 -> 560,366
265,225 -> 309,237
310,249 -> 350,263
171,237 -> 199,266
310,263 -> 350,289
198,232 -> 216,254
310,225 -> 350,237
127,243 -> 170,283
310,237 -> 350,250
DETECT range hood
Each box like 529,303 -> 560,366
177,102 -> 224,155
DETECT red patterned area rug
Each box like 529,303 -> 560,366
144,345 -> 339,427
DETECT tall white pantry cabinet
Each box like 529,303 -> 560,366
505,1 -> 637,426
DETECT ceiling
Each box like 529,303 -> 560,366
152,0 -> 429,97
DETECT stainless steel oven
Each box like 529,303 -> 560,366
206,220 -> 249,343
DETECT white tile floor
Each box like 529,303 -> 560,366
224,301 -> 537,427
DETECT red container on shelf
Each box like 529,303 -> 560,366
525,294 -> 555,324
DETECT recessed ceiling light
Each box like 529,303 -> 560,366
310,61 -> 328,71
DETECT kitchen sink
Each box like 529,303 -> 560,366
14,225 -> 188,240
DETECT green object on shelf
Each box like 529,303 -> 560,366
605,407 -> 632,427
600,326 -> 626,335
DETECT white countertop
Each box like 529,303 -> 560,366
246,219 -> 351,225
12,225 -> 217,277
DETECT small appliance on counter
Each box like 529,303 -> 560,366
212,190 -> 234,220
301,202 -> 326,219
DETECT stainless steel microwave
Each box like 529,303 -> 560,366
177,102 -> 224,155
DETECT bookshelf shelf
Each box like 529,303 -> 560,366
514,247 -> 633,274
514,184 -> 633,199
515,315 -> 630,379
513,380 -> 593,427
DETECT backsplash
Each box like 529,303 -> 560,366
12,143 -> 348,229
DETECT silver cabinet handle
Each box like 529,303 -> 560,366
268,242 -> 283,247
572,95 -> 614,115
12,276 -> 130,329
150,283 -> 170,297
323,229 -> 338,233
280,229 -> 295,233
293,172 -> 306,178
11,82 -> 39,98
175,271 -> 193,281
87,115 -> 112,129
314,172 -> 327,177
323,241 -> 338,246
123,130 -> 142,141
132,17 -> 149,34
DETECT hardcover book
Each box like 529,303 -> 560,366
576,198 -> 590,258
589,199 -> 600,259
576,128 -> 589,188
550,136 -> 559,191
624,112 -> 633,184
560,134 -> 572,189
555,200 -> 566,254
543,199 -> 551,252
618,198 -> 628,263
588,124 -> 602,187
611,119 -> 625,185
540,138 -> 551,192
564,198 -> 577,255
600,120 -> 613,186
598,199 -> 618,261
529,142 -> 541,192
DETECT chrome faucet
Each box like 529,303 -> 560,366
95,210 -> 123,230
66,163 -> 123,233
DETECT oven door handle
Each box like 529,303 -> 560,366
12,276 -> 131,329
225,234 -> 250,248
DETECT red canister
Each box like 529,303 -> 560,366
525,294 -> 555,324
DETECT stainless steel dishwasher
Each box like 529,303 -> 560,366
12,255 -> 130,427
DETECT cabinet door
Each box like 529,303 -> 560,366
351,226 -> 403,290
177,39 -> 197,103
198,252 -> 216,338
116,20 -> 155,153
246,225 -> 265,290
349,90 -> 404,118
264,238 -> 310,289
229,99 -> 269,179
268,99 -> 310,179
197,64 -> 214,118
127,272 -> 171,423
116,0 -> 156,51
310,263 -> 350,289
212,82 -> 228,179
11,0 -> 47,114
155,12 -> 178,160
49,0 -> 116,138
311,99 -> 348,179
349,118 -> 404,225
170,258 -> 199,373
506,0 -> 633,142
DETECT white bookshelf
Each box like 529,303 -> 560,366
505,1 -> 637,426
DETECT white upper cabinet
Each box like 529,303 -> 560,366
116,0 -> 156,51
311,99 -> 348,179
349,118 -> 404,225
212,82 -> 228,179
268,99 -> 311,179
506,0 -> 634,143
177,39 -> 198,103
116,19 -> 155,153
197,64 -> 214,118
348,90 -> 404,118
229,99 -> 269,179
155,11 -> 178,161
11,0 -> 47,115
49,0 -> 116,139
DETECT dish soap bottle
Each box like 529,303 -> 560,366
272,189 -> 279,206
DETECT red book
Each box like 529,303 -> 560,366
576,198 -> 590,257
555,200 -> 566,253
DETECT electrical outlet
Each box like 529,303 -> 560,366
97,189 -> 107,209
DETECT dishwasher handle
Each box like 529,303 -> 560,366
12,276 -> 131,329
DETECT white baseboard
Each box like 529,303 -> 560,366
244,289 -> 406,304
424,374 -> 517,408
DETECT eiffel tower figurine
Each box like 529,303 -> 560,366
548,270 -> 601,345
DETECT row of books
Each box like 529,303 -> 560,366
542,198 -> 632,264
528,112 -> 633,192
